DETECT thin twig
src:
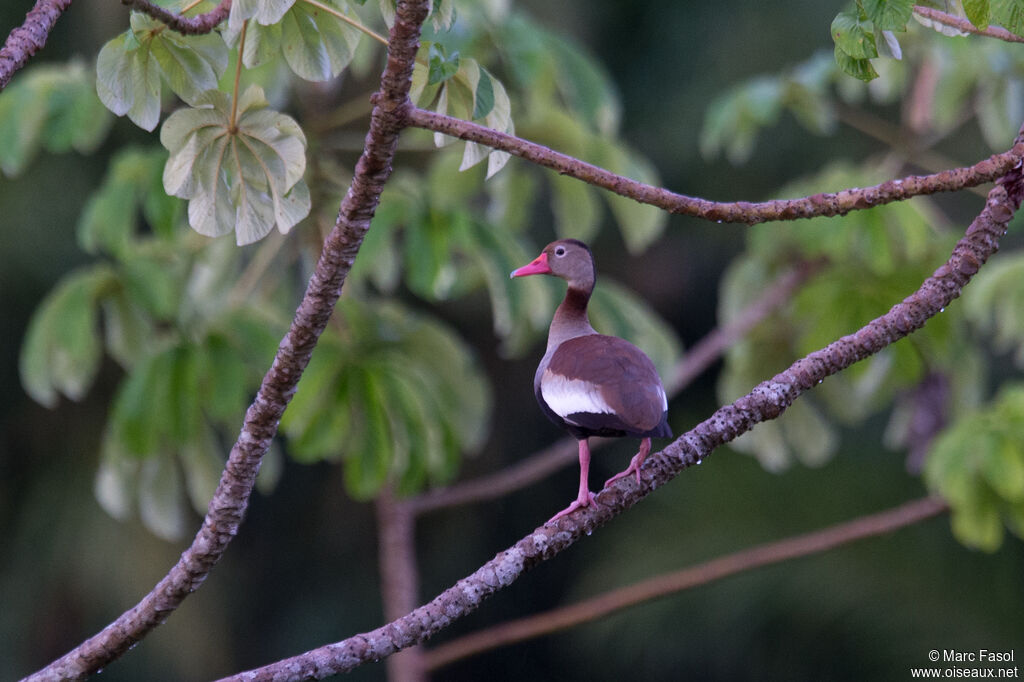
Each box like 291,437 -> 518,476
0,0 -> 73,91
21,1 -> 433,680
424,496 -> 949,669
120,0 -> 231,35
913,5 -> 1024,44
217,124 -> 1024,681
407,260 -> 821,516
405,106 -> 1024,225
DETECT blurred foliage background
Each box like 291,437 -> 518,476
2,0 -> 1023,680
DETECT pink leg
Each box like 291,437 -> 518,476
549,438 -> 600,522
604,438 -> 652,488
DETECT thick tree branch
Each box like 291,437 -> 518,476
913,5 -> 1024,44
0,0 -> 73,91
221,127 -> 1024,682
406,261 -> 820,516
119,0 -> 231,35
405,106 -> 1024,225
424,496 -> 948,670
21,1 -> 430,680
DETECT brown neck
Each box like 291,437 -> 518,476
547,285 -> 596,350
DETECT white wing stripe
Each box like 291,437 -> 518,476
541,371 -> 615,418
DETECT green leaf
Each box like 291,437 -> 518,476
964,0 -> 992,29
543,28 -> 621,134
925,385 -> 1024,550
138,453 -> 189,540
180,426 -> 224,514
423,55 -> 514,178
466,219 -> 551,356
161,85 -> 310,244
549,174 -> 600,243
950,494 -> 1004,551
344,368 -> 392,499
119,253 -> 184,319
94,434 -> 139,521
700,76 -> 784,163
78,146 -> 183,256
832,11 -> 879,60
279,0 -> 363,81
111,347 -> 176,456
471,66 -> 495,120
982,438 -> 1024,502
992,0 -> 1024,35
861,0 -> 914,30
102,291 -> 154,368
427,42 -> 460,85
281,299 -> 492,496
0,61 -> 112,177
429,0 -> 456,32
19,266 -> 116,407
833,44 -> 879,82
963,252 -> 1024,364
229,0 -> 297,29
591,138 -> 668,253
96,13 -> 228,131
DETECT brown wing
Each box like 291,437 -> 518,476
545,334 -> 669,435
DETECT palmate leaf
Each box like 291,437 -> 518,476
20,266 -> 117,407
161,85 -> 310,244
926,384 -> 1024,550
280,299 -> 492,498
78,146 -> 184,257
0,61 -> 112,177
96,13 -> 228,131
412,50 -> 514,178
225,0 -> 364,82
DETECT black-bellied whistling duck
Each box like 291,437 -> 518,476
511,239 -> 672,521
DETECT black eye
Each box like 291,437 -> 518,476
554,246 -> 566,257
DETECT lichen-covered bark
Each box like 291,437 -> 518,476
0,0 -> 73,91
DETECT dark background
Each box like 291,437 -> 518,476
2,1 -> 1021,680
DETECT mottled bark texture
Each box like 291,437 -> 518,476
22,1 -> 430,680
120,0 -> 231,35
407,106 -> 1024,225
220,127 -> 1024,682
0,0 -> 73,91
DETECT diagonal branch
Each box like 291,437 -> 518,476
0,0 -> 73,91
913,5 -> 1024,44
119,0 -> 231,35
406,260 -> 821,516
405,106 -> 1024,225
21,1 -> 431,680
219,124 -> 1024,682
424,496 -> 948,670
